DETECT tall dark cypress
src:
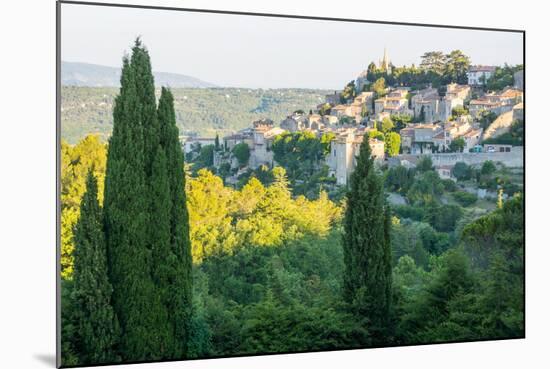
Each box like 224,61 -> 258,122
214,133 -> 220,151
342,134 -> 392,343
103,39 -> 170,361
71,171 -> 119,364
157,87 -> 193,357
148,143 -> 178,355
132,39 -> 161,177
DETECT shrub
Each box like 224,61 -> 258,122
424,204 -> 463,232
481,160 -> 497,176
416,156 -> 434,172
393,205 -> 425,222
452,191 -> 478,207
441,179 -> 458,192
452,162 -> 472,181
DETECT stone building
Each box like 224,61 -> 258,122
325,92 -> 342,105
375,89 -> 409,115
280,112 -> 308,132
355,70 -> 370,93
223,131 -> 253,152
249,119 -> 285,169
222,119 -> 284,170
446,83 -> 471,100
513,102 -> 524,122
410,84 -> 470,123
514,70 -> 524,90
326,129 -> 385,186
398,123 -> 442,154
399,127 -> 415,153
469,88 -> 524,118
354,91 -> 375,105
413,96 -> 440,123
182,137 -> 216,154
467,65 -> 497,86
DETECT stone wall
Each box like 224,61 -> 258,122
395,146 -> 524,168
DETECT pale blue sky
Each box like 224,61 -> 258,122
61,3 -> 524,89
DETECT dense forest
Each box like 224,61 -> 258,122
61,134 -> 525,364
60,40 -> 524,367
61,86 -> 329,144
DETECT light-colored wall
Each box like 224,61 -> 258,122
467,70 -> 494,85
397,146 -> 523,168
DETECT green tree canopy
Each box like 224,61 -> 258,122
385,132 -> 401,157
452,162 -> 472,180
420,51 -> 447,75
370,77 -> 387,98
341,80 -> 357,102
416,156 -> 434,172
451,106 -> 469,120
232,143 -> 250,167
445,50 -> 471,84
450,137 -> 466,153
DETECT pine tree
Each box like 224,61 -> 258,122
71,171 -> 119,364
157,87 -> 194,357
342,135 -> 392,344
103,39 -> 171,361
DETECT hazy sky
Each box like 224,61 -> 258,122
61,3 -> 524,89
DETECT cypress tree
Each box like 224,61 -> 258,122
157,87 -> 193,357
342,135 -> 392,343
71,171 -> 119,364
132,39 -> 161,177
148,144 -> 176,354
103,39 -> 170,361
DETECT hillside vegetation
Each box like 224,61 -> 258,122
61,86 -> 329,144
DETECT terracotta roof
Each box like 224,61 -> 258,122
499,88 -> 523,98
470,99 -> 500,106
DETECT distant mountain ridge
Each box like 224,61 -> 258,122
62,61 -> 216,88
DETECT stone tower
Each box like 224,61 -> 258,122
379,47 -> 391,74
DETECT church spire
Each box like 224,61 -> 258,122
380,47 -> 391,74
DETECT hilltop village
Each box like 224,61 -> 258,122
61,41 -> 526,365
183,49 -> 524,188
